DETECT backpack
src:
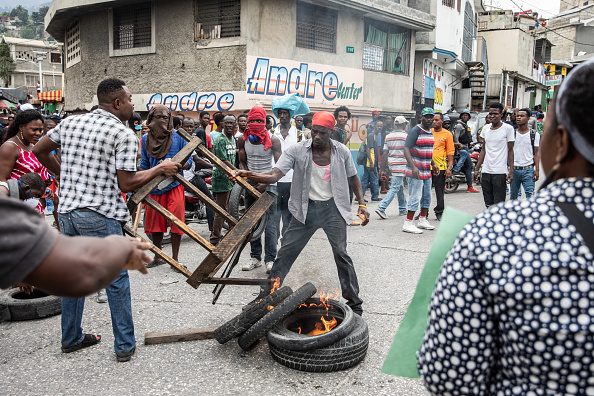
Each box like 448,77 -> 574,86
515,129 -> 537,157
457,121 -> 472,145
356,139 -> 367,165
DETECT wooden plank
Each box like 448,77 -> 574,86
172,173 -> 237,226
175,128 -> 193,142
132,203 -> 143,232
187,193 -> 273,288
127,137 -> 202,211
200,278 -> 270,286
195,144 -> 261,199
143,196 -> 215,252
144,326 -> 217,345
123,225 -> 192,277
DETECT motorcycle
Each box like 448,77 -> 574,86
184,169 -> 213,225
445,143 -> 482,193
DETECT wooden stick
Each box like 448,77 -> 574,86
200,278 -> 270,285
132,203 -> 143,232
144,326 -> 217,345
143,196 -> 215,252
123,225 -> 192,277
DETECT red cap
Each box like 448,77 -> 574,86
372,110 -> 380,115
312,111 -> 335,129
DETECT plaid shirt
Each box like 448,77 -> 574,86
47,109 -> 138,221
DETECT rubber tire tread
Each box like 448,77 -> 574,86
238,282 -> 317,350
266,298 -> 356,351
214,286 -> 293,344
0,289 -> 61,321
268,314 -> 369,372
228,184 -> 267,242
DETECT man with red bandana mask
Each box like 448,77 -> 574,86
236,111 -> 369,315
238,107 -> 283,273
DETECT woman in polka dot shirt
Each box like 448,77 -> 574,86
418,58 -> 594,395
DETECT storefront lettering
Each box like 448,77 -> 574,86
147,92 -> 235,112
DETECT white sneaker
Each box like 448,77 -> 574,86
96,290 -> 107,303
265,261 -> 274,274
417,217 -> 436,230
403,220 -> 423,234
242,257 -> 262,271
375,209 -> 388,219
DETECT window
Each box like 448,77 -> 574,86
50,52 -> 61,64
65,21 -> 80,68
194,0 -> 241,40
296,2 -> 337,53
442,0 -> 455,7
112,3 -> 152,49
363,20 -> 411,75
462,2 -> 476,62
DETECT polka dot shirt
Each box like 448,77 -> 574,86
417,178 -> 594,395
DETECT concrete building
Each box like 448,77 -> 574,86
559,0 -> 592,13
2,36 -> 63,98
414,0 -> 487,113
478,11 -> 549,110
45,0 -> 434,139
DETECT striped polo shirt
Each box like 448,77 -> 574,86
404,125 -> 434,180
383,130 -> 408,175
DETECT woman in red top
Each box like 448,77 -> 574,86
0,109 -> 49,213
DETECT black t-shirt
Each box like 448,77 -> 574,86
0,197 -> 58,288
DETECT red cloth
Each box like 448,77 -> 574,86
144,185 -> 186,235
312,111 -> 335,129
244,106 -> 272,151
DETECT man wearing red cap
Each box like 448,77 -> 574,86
235,111 -> 369,315
237,107 -> 282,273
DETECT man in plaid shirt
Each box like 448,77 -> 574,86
34,78 -> 180,362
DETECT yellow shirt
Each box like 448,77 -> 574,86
432,129 -> 455,170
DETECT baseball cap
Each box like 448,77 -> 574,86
394,116 -> 408,124
421,107 -> 435,116
372,110 -> 380,115
443,115 -> 451,122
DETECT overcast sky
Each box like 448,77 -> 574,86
485,0 -> 561,18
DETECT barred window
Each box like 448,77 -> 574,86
65,20 -> 80,68
296,2 -> 337,53
442,0 -> 455,7
363,20 -> 411,75
194,0 -> 241,40
113,3 -> 152,50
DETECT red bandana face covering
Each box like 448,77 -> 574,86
244,106 -> 273,150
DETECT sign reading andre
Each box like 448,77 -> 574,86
246,56 -> 364,106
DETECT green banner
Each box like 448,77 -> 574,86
381,207 -> 474,378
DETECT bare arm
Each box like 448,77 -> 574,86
0,143 -> 19,196
22,235 -> 151,297
381,149 -> 388,174
235,168 -> 285,185
349,174 -> 370,226
192,154 -> 213,170
116,159 -> 181,193
533,146 -> 540,181
343,130 -> 352,145
473,141 -> 486,182
33,137 -> 61,178
507,141 -> 514,184
404,146 -> 419,179
272,135 -> 282,163
237,138 -> 248,170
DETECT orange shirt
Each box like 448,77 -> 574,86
432,129 -> 455,170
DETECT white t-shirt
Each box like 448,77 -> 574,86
481,123 -> 515,175
513,130 -> 540,167
274,125 -> 299,183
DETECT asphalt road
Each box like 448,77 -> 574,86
0,183 -> 491,395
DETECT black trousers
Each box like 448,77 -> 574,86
432,170 -> 446,215
190,175 -> 214,231
481,173 -> 507,207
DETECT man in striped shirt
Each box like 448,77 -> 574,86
403,108 -> 439,234
375,116 -> 408,219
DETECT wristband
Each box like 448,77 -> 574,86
0,181 -> 8,191
358,205 -> 367,209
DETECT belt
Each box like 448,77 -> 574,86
308,198 -> 334,205
514,165 -> 534,170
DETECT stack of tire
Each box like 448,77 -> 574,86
214,282 -> 369,372
0,289 -> 61,322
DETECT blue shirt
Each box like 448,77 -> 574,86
210,130 -> 222,143
140,132 -> 192,195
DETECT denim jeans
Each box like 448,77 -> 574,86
246,190 -> 278,263
377,175 -> 407,214
276,182 -> 292,237
262,198 -> 363,314
58,209 -> 135,356
406,177 -> 432,212
361,167 -> 379,200
510,168 -> 535,200
453,150 -> 474,187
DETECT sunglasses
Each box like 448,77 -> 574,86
45,115 -> 61,120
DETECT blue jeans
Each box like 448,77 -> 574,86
510,168 -> 535,200
377,175 -> 407,214
246,190 -> 278,263
58,209 -> 136,357
453,150 -> 474,187
406,177 -> 432,212
361,167 -> 379,200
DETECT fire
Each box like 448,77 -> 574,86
307,316 -> 338,336
267,305 -> 274,311
298,288 -> 340,316
269,277 -> 281,295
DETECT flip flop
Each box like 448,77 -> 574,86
61,333 -> 101,353
146,258 -> 165,268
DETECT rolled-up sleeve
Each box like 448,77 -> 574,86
274,145 -> 297,177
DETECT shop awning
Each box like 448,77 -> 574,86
0,99 -> 16,110
38,90 -> 63,102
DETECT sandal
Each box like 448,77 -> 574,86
146,258 -> 165,268
61,333 -> 101,353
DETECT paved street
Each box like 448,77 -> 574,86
1,184 -> 490,395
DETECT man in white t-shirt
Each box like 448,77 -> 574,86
473,102 -> 515,207
510,108 -> 540,200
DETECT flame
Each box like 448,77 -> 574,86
307,316 -> 338,336
269,277 -> 280,295
296,327 -> 302,334
298,288 -> 340,316
267,305 -> 274,311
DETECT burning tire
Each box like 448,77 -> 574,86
266,298 -> 356,351
237,282 -> 317,351
268,314 -> 369,372
0,289 -> 61,321
214,286 -> 293,344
